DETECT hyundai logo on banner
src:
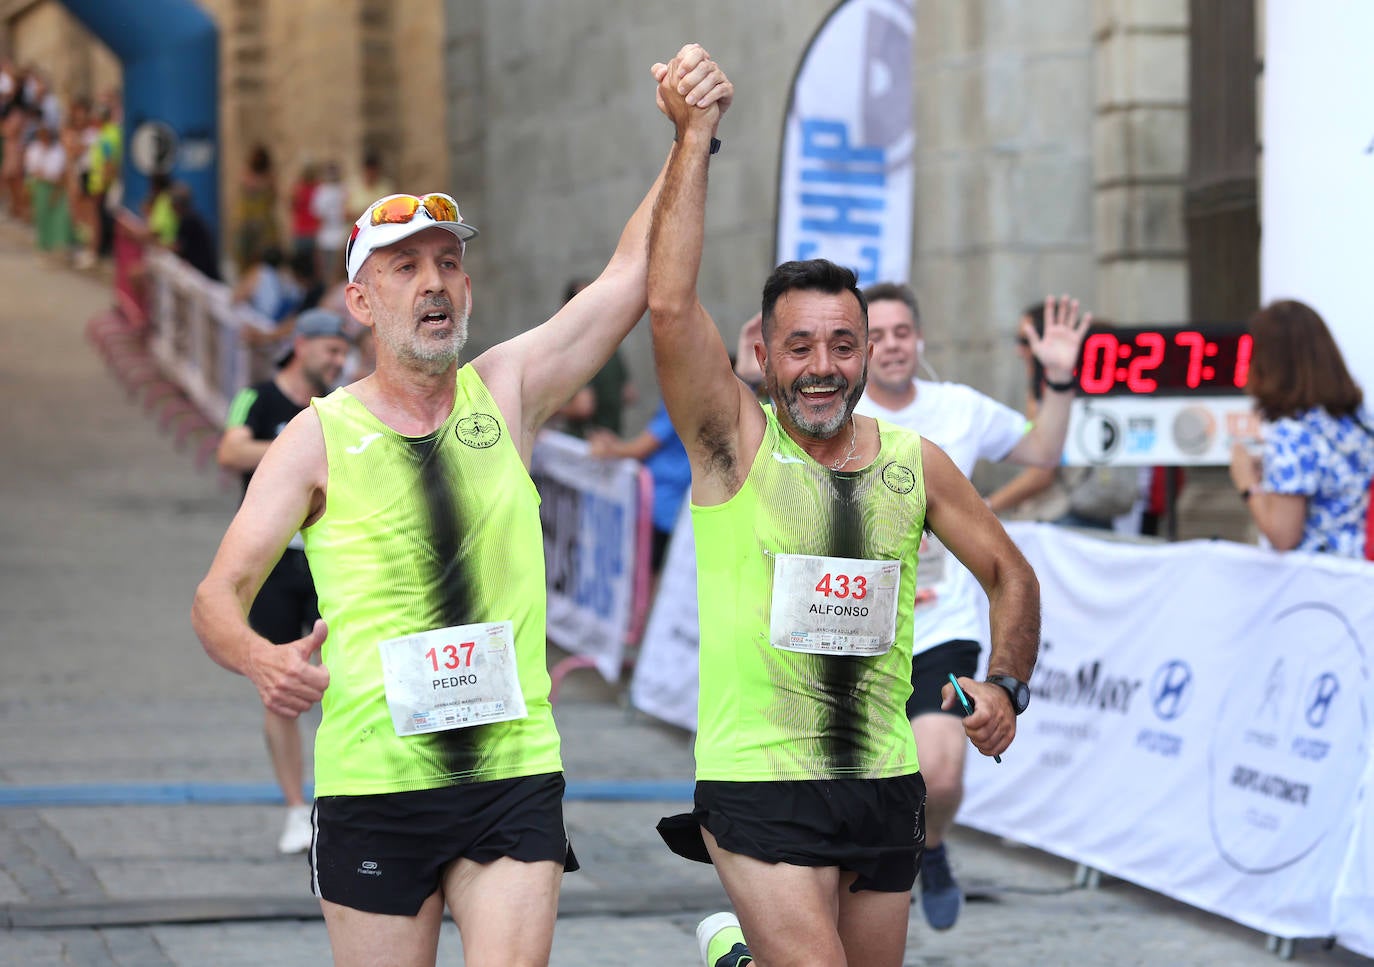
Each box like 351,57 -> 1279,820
1305,673 -> 1340,729
1150,660 -> 1192,721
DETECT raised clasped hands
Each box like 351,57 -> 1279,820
651,43 -> 733,134
1023,293 -> 1092,384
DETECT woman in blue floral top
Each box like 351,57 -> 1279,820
1229,300 -> 1374,558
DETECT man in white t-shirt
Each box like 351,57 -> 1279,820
853,282 -> 1089,931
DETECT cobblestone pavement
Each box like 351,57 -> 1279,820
1,225 -> 1369,965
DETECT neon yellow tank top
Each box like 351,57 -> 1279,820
304,365 -> 561,795
690,407 -> 925,781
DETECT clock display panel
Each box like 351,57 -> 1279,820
1073,324 -> 1251,396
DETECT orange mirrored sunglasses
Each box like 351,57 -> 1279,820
368,193 -> 461,227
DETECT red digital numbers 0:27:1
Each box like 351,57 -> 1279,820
426,642 -> 475,670
1078,329 -> 1252,395
814,573 -> 868,599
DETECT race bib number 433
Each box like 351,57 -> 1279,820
378,621 -> 527,736
769,553 -> 901,656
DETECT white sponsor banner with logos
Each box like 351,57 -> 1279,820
529,432 -> 644,681
629,498 -> 700,731
775,0 -> 914,287
961,523 -> 1374,943
1064,396 -> 1260,467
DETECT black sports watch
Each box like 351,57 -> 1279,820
986,675 -> 1031,715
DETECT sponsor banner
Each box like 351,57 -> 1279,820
1261,1 -> 1374,402
1064,396 -> 1259,467
962,523 -> 1374,941
529,432 -> 645,681
774,0 -> 915,286
629,497 -> 700,731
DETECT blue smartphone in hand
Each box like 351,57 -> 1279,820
948,673 -> 1001,764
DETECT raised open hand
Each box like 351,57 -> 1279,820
1022,294 -> 1091,384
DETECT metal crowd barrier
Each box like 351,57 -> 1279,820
91,211 -> 272,470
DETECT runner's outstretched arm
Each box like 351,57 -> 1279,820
647,50 -> 757,507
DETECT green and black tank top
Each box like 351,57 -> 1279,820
690,406 -> 926,781
304,365 -> 561,795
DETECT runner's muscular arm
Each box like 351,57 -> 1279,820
648,53 -> 760,507
921,439 -> 1039,757
192,409 -> 331,718
474,45 -> 733,466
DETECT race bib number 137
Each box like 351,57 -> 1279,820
378,621 -> 527,736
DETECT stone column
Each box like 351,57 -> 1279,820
1091,0 -> 1189,324
914,0 -> 1097,410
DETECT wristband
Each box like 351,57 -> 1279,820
1044,375 -> 1076,393
673,133 -> 722,154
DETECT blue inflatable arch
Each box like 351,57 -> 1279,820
59,0 -> 220,233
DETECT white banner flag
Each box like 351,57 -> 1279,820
775,0 -> 915,286
961,524 -> 1374,943
529,432 -> 645,681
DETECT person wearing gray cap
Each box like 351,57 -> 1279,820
214,307 -> 351,855
193,45 -> 732,967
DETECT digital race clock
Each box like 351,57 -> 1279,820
1074,324 -> 1251,396
1062,323 -> 1259,466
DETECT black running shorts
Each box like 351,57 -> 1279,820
310,773 -> 579,915
247,549 -> 319,645
906,639 -> 980,720
657,773 -> 926,893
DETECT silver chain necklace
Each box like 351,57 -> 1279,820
830,418 -> 859,471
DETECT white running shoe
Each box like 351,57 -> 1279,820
277,804 -> 313,854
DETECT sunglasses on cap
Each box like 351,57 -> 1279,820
346,193 -> 475,281
367,192 -> 461,227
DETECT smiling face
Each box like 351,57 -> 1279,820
760,288 -> 870,440
865,298 -> 921,396
346,226 -> 471,374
